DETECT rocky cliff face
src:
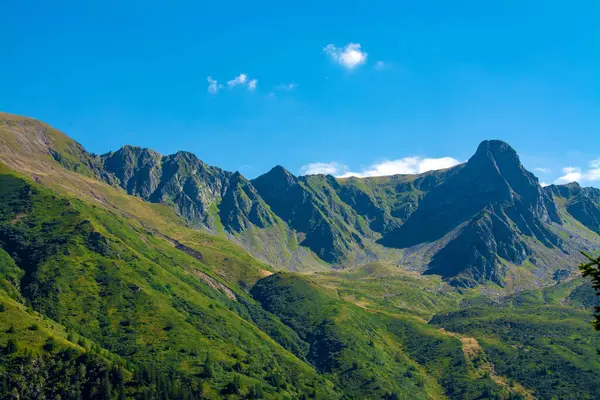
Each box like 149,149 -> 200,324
100,147 -> 232,227
546,182 -> 600,235
218,172 -> 279,232
382,140 -> 560,247
252,166 -> 371,263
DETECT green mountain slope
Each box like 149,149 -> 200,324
0,164 -> 339,399
1,111 -> 600,399
546,182 -> 600,236
251,168 -> 376,263
251,273 -> 508,399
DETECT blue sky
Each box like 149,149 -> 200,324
1,1 -> 598,186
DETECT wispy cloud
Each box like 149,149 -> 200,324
207,77 -> 223,94
374,61 -> 385,70
276,83 -> 297,91
300,156 -> 461,177
323,43 -> 368,69
300,162 -> 348,176
534,167 -> 550,173
586,159 -> 600,181
207,73 -> 257,92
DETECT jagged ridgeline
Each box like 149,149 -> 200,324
1,112 -> 600,399
1,112 -> 599,289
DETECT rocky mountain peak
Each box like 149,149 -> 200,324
265,165 -> 297,183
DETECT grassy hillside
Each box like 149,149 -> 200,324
2,113 -> 600,399
252,272 -> 518,399
0,165 -> 338,399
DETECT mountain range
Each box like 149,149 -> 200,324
0,112 -> 599,399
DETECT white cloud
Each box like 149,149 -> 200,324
300,162 -> 349,176
248,79 -> 258,91
554,167 -> 583,184
534,167 -> 550,173
227,73 -> 248,88
374,61 -> 385,70
540,182 -> 550,187
351,157 -> 461,177
276,83 -> 297,91
300,156 -> 461,178
323,43 -> 368,69
586,159 -> 600,181
417,157 -> 462,173
207,77 -> 222,94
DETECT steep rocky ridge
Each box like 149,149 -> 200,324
251,167 -> 374,263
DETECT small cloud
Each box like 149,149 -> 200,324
416,157 -> 462,174
207,77 -> 223,94
248,79 -> 258,91
337,172 -> 364,178
374,61 -> 385,70
276,83 -> 297,91
540,182 -> 550,187
300,162 -> 348,176
227,73 -> 248,88
554,167 -> 583,184
534,167 -> 550,173
323,43 -> 368,69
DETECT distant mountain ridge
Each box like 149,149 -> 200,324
1,112 -> 599,288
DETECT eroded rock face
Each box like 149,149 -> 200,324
219,172 -> 278,232
426,206 -> 530,287
383,141 -> 560,246
99,146 -> 281,232
251,166 -> 367,263
546,183 -> 600,235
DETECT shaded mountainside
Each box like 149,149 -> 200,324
335,168 -> 459,233
380,140 -> 567,287
546,182 -> 600,236
252,167 -> 374,263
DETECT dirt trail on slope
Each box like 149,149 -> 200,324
439,328 -> 535,399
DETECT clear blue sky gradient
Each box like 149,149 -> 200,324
1,1 -> 598,184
